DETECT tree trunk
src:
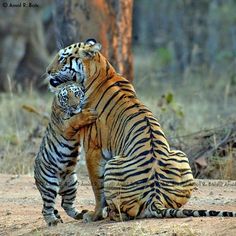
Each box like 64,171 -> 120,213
54,0 -> 134,82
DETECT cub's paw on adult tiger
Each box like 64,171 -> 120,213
68,108 -> 98,131
80,108 -> 98,125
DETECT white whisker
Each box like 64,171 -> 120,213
40,72 -> 48,79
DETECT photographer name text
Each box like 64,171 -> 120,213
2,2 -> 39,8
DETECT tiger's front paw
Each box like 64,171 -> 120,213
102,207 -> 126,221
80,108 -> 98,125
74,209 -> 88,220
83,211 -> 94,223
83,210 -> 103,223
102,207 -> 109,219
67,109 -> 98,133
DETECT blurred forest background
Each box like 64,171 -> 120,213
0,0 -> 236,179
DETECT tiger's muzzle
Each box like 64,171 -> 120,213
49,75 -> 77,87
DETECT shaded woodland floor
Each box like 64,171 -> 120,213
0,174 -> 236,236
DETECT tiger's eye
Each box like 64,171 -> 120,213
50,79 -> 60,87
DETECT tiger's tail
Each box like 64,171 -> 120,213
150,206 -> 236,218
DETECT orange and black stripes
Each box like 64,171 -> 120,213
46,40 -> 236,221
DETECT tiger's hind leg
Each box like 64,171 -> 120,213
35,180 -> 62,226
167,150 -> 196,206
60,171 -> 87,220
102,155 -> 141,221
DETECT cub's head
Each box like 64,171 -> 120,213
47,39 -> 101,91
54,82 -> 85,119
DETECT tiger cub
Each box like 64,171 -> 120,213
34,82 -> 97,226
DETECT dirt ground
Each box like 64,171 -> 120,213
0,174 -> 236,236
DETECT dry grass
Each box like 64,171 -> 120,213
0,87 -> 51,175
202,152 -> 236,180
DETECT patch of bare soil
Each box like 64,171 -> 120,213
0,174 -> 236,236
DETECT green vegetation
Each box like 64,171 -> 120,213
134,49 -> 236,137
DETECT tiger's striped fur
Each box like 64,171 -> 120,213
46,39 -> 236,221
34,82 -> 97,226
103,150 -> 236,220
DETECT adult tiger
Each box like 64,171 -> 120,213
34,82 -> 97,226
46,39 -> 236,221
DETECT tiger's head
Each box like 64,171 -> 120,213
54,82 -> 85,119
47,39 -> 102,91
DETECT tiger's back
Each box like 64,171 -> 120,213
102,99 -> 195,219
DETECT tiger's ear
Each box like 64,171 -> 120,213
85,38 -> 102,56
86,38 -> 97,45
91,42 -> 102,52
